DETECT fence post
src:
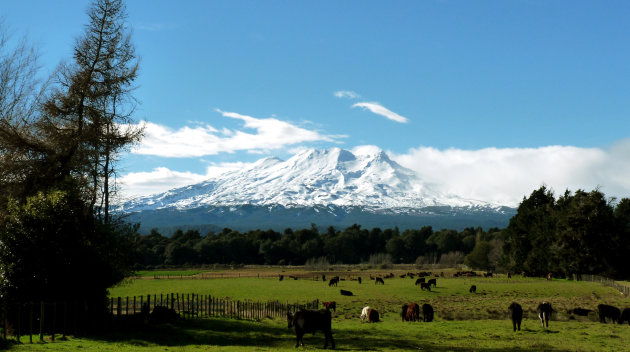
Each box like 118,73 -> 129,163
16,303 -> 21,343
52,302 -> 56,341
39,301 -> 44,342
3,302 -> 7,341
29,302 -> 33,343
62,301 -> 67,339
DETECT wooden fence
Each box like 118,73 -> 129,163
1,295 -> 318,344
579,274 -> 630,296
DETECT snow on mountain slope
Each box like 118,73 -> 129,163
119,147 -> 497,212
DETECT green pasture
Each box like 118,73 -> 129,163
110,275 -> 628,321
8,317 -> 630,351
7,274 -> 630,351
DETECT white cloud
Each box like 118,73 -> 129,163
390,141 -> 630,206
117,167 -> 209,199
132,110 -> 342,157
351,102 -> 409,123
118,162 -> 253,198
334,90 -> 361,99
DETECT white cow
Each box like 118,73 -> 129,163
360,306 -> 370,322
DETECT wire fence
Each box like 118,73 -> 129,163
579,274 -> 630,296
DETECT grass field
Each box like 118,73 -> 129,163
8,269 -> 630,351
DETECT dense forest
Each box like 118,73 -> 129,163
131,186 -> 630,279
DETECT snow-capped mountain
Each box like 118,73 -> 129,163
120,147 -> 515,233
120,147 -> 498,213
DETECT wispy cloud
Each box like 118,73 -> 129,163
132,110 -> 344,157
334,90 -> 361,99
390,139 -> 630,206
351,102 -> 409,123
134,22 -> 174,32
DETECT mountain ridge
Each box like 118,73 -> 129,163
119,147 -> 515,233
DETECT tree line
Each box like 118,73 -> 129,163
131,186 -> 630,280
131,224 -> 502,269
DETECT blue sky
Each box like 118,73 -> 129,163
2,0 -> 629,205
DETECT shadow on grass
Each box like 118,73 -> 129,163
76,317 -> 570,351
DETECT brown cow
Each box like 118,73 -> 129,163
322,301 -> 336,312
405,303 -> 420,322
546,273 -> 553,281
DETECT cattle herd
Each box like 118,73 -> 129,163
283,272 -> 630,349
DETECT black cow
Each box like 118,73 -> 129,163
340,289 -> 353,296
328,278 -> 338,287
401,304 -> 409,322
619,308 -> 630,325
598,304 -> 621,324
567,308 -> 593,316
149,306 -> 179,324
375,277 -> 385,285
279,275 -> 284,281
287,309 -> 335,349
415,278 -> 425,285
508,302 -> 522,331
358,277 -> 362,284
469,285 -> 477,293
322,274 -> 326,282
322,301 -> 336,312
420,282 -> 431,291
427,278 -> 437,287
367,308 -> 380,323
537,302 -> 553,327
422,303 -> 434,322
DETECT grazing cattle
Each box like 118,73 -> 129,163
328,278 -> 338,287
537,302 -> 553,327
415,278 -> 426,285
279,275 -> 284,281
358,277 -> 362,284
287,309 -> 335,349
367,308 -> 380,323
375,277 -> 385,285
567,308 -> 593,316
322,301 -> 336,312
598,304 -> 621,324
427,278 -> 437,287
546,273 -> 552,281
508,302 -> 523,331
340,289 -> 353,296
405,303 -> 420,322
322,274 -> 326,282
619,308 -> 630,325
422,303 -> 434,322
149,306 -> 179,324
400,274 -> 406,278
361,306 -> 370,322
420,282 -> 431,291
484,272 -> 493,278
507,272 -> 512,279
401,304 -> 409,322
469,285 -> 477,293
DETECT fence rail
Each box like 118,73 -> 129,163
0,295 -> 318,344
579,274 -> 630,296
